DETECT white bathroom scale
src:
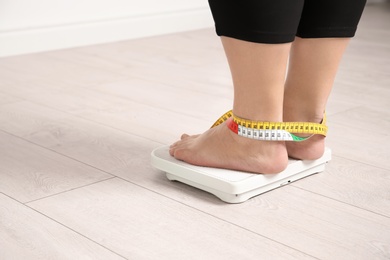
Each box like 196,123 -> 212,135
151,146 -> 331,203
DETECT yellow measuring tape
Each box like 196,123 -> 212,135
211,110 -> 327,142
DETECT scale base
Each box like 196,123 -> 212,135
151,146 -> 331,203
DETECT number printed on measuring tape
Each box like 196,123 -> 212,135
211,110 -> 327,142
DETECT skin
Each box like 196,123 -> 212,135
170,36 -> 351,174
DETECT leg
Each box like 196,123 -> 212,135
225,37 -> 290,122
283,37 -> 350,160
283,0 -> 366,159
169,0 -> 305,174
170,37 -> 291,174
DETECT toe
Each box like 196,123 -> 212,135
181,133 -> 190,140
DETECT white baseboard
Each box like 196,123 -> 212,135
0,7 -> 214,57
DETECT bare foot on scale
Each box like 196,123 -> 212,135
169,119 -> 288,174
283,112 -> 326,161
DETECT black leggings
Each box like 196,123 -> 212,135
208,0 -> 367,43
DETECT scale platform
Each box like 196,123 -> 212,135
151,146 -> 331,203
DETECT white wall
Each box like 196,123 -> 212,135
0,0 -> 214,57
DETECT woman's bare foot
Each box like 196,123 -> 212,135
286,134 -> 325,160
283,112 -> 326,160
169,119 -> 288,174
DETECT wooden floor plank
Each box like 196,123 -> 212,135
0,92 -> 21,105
0,101 -> 160,175
0,193 -> 125,260
0,82 -> 210,145
329,106 -> 390,136
292,155 -> 390,217
326,123 -> 389,170
27,178 -> 312,260
156,184 -> 390,260
0,131 -> 113,203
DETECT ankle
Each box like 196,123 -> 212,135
282,105 -> 327,160
283,106 -> 325,124
286,135 -> 325,160
284,98 -> 326,124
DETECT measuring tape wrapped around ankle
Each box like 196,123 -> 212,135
211,110 -> 327,142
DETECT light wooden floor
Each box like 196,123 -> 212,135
1,3 -> 389,260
